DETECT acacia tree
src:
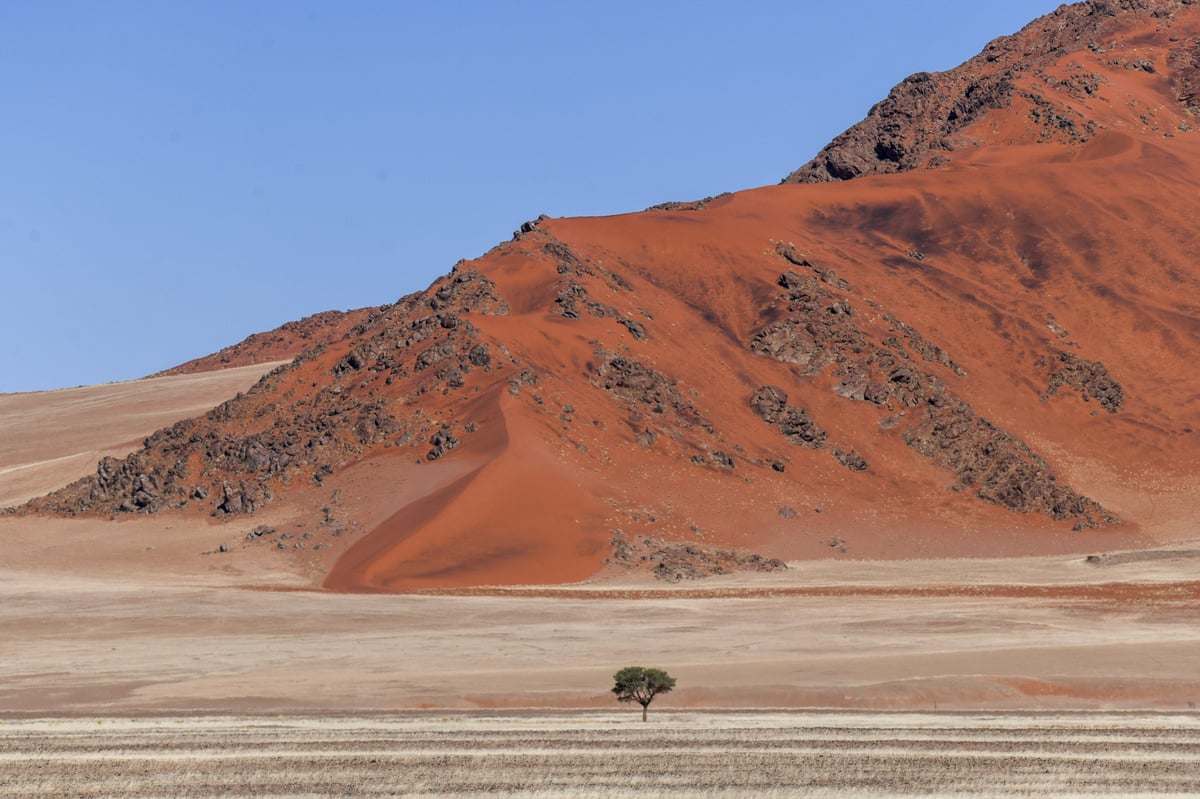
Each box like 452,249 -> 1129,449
612,666 -> 676,721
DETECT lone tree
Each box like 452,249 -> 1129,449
612,666 -> 676,721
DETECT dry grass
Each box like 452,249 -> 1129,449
3,711 -> 1199,797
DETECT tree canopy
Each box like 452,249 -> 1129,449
612,666 -> 676,721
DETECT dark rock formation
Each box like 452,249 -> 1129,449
783,0 -> 1195,184
606,530 -> 787,582
1041,351 -> 1124,412
426,427 -> 460,461
25,264 -> 506,518
593,354 -> 709,430
747,236 -> 1109,523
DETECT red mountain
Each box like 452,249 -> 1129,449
19,0 -> 1200,590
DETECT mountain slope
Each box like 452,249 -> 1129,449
17,0 -> 1200,590
149,307 -> 382,378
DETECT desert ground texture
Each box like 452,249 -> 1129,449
3,712 -> 1200,798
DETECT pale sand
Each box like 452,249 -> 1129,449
0,362 -> 288,507
2,524 -> 1200,714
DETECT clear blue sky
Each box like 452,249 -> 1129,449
0,1 -> 1061,392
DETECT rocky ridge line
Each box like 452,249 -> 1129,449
784,0 -> 1196,183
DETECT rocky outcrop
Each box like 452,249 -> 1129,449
593,354 -> 710,432
607,530 -> 786,582
749,386 -> 827,449
645,193 -> 731,212
541,238 -> 648,341
25,266 -> 509,518
903,396 -> 1110,526
428,268 -> 510,316
784,70 -> 1016,183
1040,351 -> 1124,413
747,242 -> 1110,525
783,0 -> 1196,183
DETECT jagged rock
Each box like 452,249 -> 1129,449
618,318 -> 648,340
709,451 -> 735,469
508,368 -> 538,396
334,349 -> 366,373
215,480 -> 269,517
1042,351 -> 1123,412
781,1 -> 1197,184
779,407 -> 827,449
429,269 -> 509,315
748,239 -> 1110,526
512,214 -> 549,239
749,386 -> 828,450
151,307 -> 382,378
784,71 -> 1015,183
426,428 -> 459,461
552,282 -> 587,318
833,448 -> 868,471
904,397 -> 1107,521
414,339 -> 456,371
467,344 -> 491,368
593,355 -> 707,428
749,386 -> 789,423
587,301 -> 618,318
645,193 -> 730,212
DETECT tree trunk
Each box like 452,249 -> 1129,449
642,703 -> 648,722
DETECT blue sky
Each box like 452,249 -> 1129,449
0,1 -> 1061,392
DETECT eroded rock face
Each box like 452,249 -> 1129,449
749,385 -> 789,424
785,71 -> 1016,183
1041,351 -> 1124,412
747,244 -> 1110,525
428,269 -> 510,316
903,396 -> 1108,524
26,267 -> 509,519
750,264 -> 864,375
783,0 -> 1196,184
541,238 -> 647,341
593,354 -> 708,430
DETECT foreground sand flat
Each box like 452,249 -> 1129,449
2,712 -> 1199,797
3,527 -> 1200,714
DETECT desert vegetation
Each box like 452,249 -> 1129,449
612,666 -> 676,721
3,712 -> 1200,798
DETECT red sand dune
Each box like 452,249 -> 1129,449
15,0 -> 1200,591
